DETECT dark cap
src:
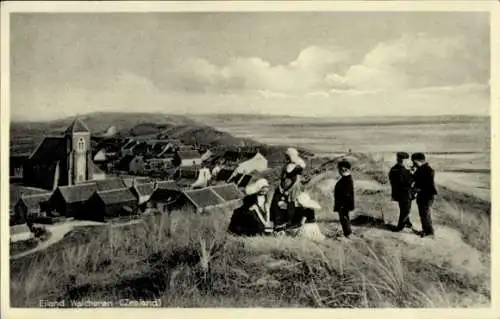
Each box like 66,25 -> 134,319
411,152 -> 426,161
337,160 -> 352,170
396,152 -> 410,161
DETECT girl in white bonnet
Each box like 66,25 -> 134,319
287,192 -> 325,242
270,147 -> 306,234
228,178 -> 273,236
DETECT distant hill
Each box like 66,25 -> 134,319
10,112 -> 198,155
10,112 -> 314,157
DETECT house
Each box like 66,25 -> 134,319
85,188 -> 138,221
191,167 -> 212,189
157,140 -> 182,157
129,156 -> 146,175
10,184 -> 50,221
116,155 -> 136,172
122,176 -> 152,188
222,150 -> 257,164
148,181 -> 183,212
22,118 -> 95,190
173,150 -> 202,168
48,182 -> 99,218
93,148 -> 107,163
228,173 -> 254,189
173,165 -> 202,187
214,168 -> 235,182
130,181 -> 156,204
94,137 -> 123,160
94,178 -> 128,191
121,139 -> 138,156
229,152 -> 268,180
92,164 -> 107,180
13,192 -> 52,223
131,142 -> 149,156
209,183 -> 244,203
146,157 -> 173,171
178,187 -> 226,214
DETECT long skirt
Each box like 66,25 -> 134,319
270,190 -> 294,230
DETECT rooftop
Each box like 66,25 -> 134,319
65,118 -> 90,134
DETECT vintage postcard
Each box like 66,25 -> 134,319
1,1 -> 498,319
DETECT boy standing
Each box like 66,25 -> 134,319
334,160 -> 355,238
411,153 -> 437,238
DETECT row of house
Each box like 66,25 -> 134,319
13,176 -> 245,224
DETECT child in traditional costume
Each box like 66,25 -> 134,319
287,192 -> 325,242
228,178 -> 273,236
270,148 -> 306,234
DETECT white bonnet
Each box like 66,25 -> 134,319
245,178 -> 270,195
296,192 -> 321,210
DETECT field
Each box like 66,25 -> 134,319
196,115 -> 490,202
9,114 -> 491,308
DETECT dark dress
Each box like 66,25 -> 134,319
334,175 -> 355,237
270,164 -> 304,231
228,194 -> 270,237
388,163 -> 415,229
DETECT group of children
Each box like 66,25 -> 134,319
228,148 -> 438,241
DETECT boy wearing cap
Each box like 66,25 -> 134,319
388,152 -> 415,231
411,153 -> 437,238
334,160 -> 355,238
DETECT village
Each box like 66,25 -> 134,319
9,118 -> 275,243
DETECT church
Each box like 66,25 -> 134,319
22,118 -> 105,190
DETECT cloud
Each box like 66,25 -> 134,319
326,33 -> 478,90
162,45 -> 348,95
158,33 -> 486,97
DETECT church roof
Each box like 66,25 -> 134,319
28,137 -> 67,163
65,118 -> 90,134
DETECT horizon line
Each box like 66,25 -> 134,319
10,111 -> 490,124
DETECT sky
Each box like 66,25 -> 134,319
10,12 -> 490,121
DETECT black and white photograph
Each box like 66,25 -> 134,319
1,1 -> 498,315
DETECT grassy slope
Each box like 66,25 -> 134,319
10,153 -> 490,308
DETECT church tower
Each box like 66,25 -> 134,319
65,118 -> 92,185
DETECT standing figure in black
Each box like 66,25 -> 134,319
334,160 -> 355,238
411,153 -> 437,238
270,148 -> 306,235
388,152 -> 414,231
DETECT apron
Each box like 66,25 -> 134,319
249,196 -> 273,235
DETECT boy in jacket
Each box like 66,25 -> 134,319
411,153 -> 438,238
388,152 -> 415,231
334,160 -> 355,238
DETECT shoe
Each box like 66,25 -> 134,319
405,223 -> 413,229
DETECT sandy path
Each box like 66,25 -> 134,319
11,220 -> 105,260
10,218 -> 148,260
305,171 -> 489,280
